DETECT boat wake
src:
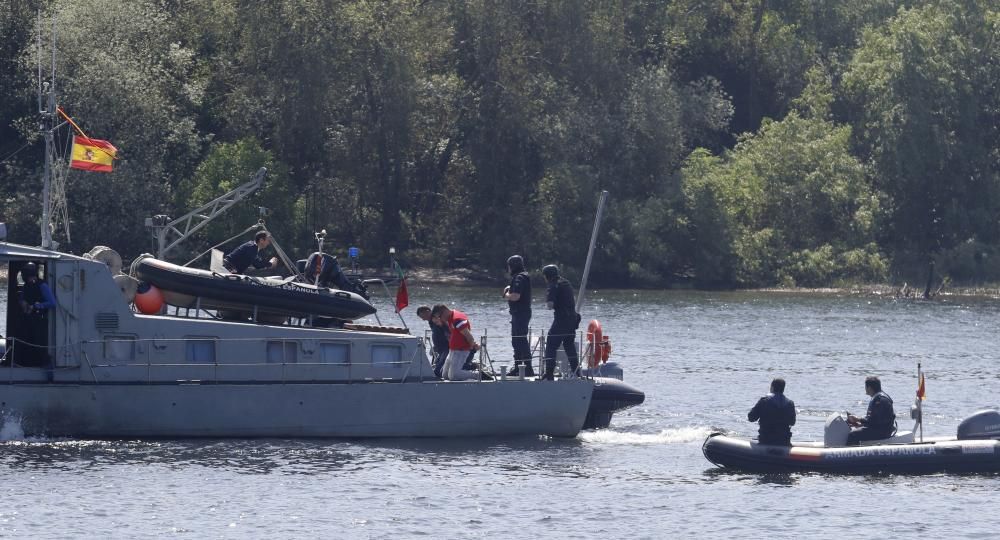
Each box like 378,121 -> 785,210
0,414 -> 25,441
579,426 -> 713,445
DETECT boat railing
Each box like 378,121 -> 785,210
419,327 -> 598,380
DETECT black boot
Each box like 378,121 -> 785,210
507,361 -> 536,377
538,371 -> 555,381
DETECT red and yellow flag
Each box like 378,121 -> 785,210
70,136 -> 117,172
916,372 -> 926,400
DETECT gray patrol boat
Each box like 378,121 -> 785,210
0,241 -> 594,438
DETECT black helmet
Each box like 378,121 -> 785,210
20,262 -> 38,280
542,264 -> 559,281
506,254 -> 524,274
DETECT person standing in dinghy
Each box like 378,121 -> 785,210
747,378 -> 796,446
223,231 -> 278,274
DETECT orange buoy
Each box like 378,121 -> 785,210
587,319 -> 604,368
134,282 -> 164,314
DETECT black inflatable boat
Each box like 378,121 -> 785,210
703,410 -> 1000,474
132,255 -> 376,321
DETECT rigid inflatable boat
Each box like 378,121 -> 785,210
703,409 -> 1000,474
131,255 -> 376,321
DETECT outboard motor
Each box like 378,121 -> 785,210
824,413 -> 850,447
957,410 -> 1000,440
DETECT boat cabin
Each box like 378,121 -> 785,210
0,242 -> 434,384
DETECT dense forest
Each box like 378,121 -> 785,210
1,0 -> 998,288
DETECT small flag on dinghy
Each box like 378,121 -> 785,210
70,135 -> 117,172
917,372 -> 926,400
393,260 -> 408,313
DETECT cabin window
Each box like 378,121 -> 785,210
320,343 -> 350,364
267,341 -> 298,364
371,344 -> 402,367
103,335 -> 136,362
186,338 -> 216,363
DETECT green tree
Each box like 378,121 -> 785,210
679,112 -> 884,286
841,0 -> 1000,271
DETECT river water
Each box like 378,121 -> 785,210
1,284 -> 999,538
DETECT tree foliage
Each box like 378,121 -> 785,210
0,0 -> 996,287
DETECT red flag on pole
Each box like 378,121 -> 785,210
916,372 -> 926,400
393,260 -> 408,313
395,278 -> 409,313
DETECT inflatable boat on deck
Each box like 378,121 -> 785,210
131,255 -> 376,321
703,410 -> 1000,474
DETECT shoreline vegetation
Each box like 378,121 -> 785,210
2,263 -> 998,298
3,2 -> 999,293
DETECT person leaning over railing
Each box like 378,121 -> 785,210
417,305 -> 449,378
430,304 -> 490,381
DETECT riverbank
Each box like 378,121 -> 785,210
2,264 -> 998,299
403,267 -> 1000,299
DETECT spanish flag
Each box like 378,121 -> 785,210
916,372 -> 926,400
70,136 -> 117,172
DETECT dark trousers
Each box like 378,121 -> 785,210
544,325 -> 579,376
432,349 -> 448,378
847,426 -> 893,446
511,315 -> 531,361
16,316 -> 49,368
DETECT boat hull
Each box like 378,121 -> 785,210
0,379 -> 593,438
703,434 -> 1000,474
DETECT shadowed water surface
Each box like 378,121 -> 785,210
1,286 -> 999,538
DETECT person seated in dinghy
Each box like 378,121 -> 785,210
846,376 -> 897,445
223,231 -> 278,274
747,377 -> 796,446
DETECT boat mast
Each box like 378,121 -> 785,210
575,190 -> 609,314
38,11 -> 57,250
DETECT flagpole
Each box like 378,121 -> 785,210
917,362 -> 924,443
390,248 -> 408,329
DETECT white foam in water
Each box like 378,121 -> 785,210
579,426 -> 713,445
0,415 -> 25,441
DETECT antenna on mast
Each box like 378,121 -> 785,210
38,11 -> 57,250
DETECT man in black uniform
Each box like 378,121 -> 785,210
847,376 -> 896,445
417,305 -> 449,378
223,230 -> 278,274
304,252 -> 350,289
747,378 -> 796,446
540,264 -> 580,381
503,255 -> 534,377
16,262 -> 56,367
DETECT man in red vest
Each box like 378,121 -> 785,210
430,304 -> 489,381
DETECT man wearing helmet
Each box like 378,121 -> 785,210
541,264 -> 580,381
16,262 -> 56,367
502,254 -> 534,377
